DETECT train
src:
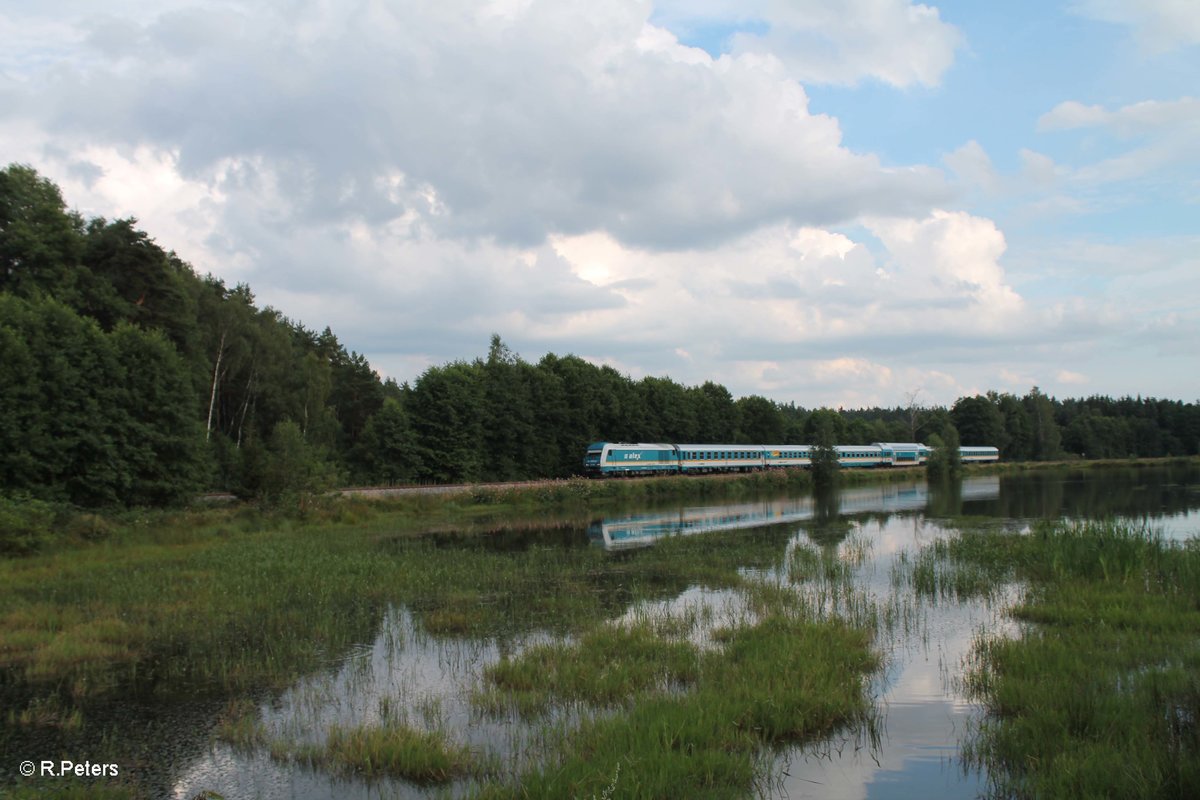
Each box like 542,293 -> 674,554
583,441 -> 999,476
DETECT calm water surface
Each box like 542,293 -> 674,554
26,466 -> 1200,799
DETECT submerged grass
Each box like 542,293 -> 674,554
923,519 -> 1200,798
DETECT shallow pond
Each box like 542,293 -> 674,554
11,464 -> 1200,799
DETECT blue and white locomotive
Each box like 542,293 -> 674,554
583,441 -> 998,476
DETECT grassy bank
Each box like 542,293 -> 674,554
907,520 -> 1200,798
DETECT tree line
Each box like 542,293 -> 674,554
2,164 -> 1198,507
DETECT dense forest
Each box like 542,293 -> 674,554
2,164 -> 1199,507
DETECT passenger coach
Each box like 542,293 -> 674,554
583,441 -> 997,476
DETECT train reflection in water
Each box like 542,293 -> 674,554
588,477 -> 1001,550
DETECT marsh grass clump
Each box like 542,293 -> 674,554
788,542 -> 856,586
470,537 -> 879,799
7,692 -> 83,730
286,721 -> 476,784
213,697 -> 267,751
938,520 -> 1200,798
478,624 -> 702,716
487,613 -> 878,799
741,579 -> 805,619
901,542 -> 1009,602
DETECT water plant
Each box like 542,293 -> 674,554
286,721 -> 477,784
212,697 -> 266,751
931,520 -> 1200,798
478,623 -> 702,716
473,612 -> 878,799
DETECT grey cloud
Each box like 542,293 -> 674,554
22,0 -> 953,252
65,158 -> 104,187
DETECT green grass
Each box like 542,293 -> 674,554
20,459 -> 1153,798
469,535 -> 879,799
212,697 -> 267,751
285,722 -> 477,783
924,519 -> 1200,798
473,613 -> 878,799
0,517 -> 776,698
477,623 -> 703,716
0,487 -> 859,798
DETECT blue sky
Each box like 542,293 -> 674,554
2,0 -> 1197,408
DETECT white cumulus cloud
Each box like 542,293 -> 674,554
1071,0 -> 1200,52
653,0 -> 964,87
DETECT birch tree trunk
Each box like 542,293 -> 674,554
205,329 -> 226,441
